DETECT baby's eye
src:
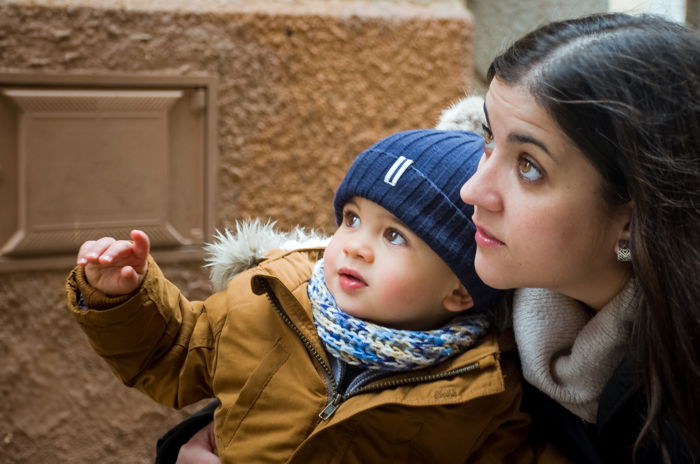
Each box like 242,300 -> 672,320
344,211 -> 361,228
517,156 -> 543,182
385,228 -> 406,246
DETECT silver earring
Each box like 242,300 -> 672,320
616,240 -> 631,262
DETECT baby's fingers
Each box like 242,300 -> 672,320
77,240 -> 96,265
77,237 -> 116,266
98,240 -> 137,265
130,230 -> 150,259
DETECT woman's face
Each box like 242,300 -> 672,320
460,79 -> 631,310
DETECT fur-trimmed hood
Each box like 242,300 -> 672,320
434,95 -> 487,138
205,219 -> 329,292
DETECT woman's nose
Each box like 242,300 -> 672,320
460,155 -> 503,212
344,239 -> 374,263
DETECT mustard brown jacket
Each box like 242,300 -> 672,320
67,247 -> 533,463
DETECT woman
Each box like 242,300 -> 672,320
460,12 -> 699,463
167,12 -> 700,463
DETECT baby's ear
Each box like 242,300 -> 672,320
443,285 -> 474,312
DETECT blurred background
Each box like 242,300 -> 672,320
0,0 -> 695,462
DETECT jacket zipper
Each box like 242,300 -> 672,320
319,361 -> 482,421
259,279 -> 341,413
347,361 -> 482,399
259,278 -> 484,421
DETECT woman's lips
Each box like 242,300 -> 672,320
338,268 -> 367,291
473,224 -> 505,247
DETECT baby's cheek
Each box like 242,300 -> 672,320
376,273 -> 422,313
322,241 -> 343,279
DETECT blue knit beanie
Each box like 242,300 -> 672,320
333,129 -> 502,314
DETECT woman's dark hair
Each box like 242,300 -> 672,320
487,13 -> 700,461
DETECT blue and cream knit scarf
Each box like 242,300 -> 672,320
308,259 -> 490,371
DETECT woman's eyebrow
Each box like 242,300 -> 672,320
507,133 -> 553,158
484,100 -> 554,158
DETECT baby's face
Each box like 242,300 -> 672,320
323,197 -> 463,331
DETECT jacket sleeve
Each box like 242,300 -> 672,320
66,256 -> 225,409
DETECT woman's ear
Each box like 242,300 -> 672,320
615,201 -> 634,243
443,285 -> 474,313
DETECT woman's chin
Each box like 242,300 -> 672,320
474,258 -> 512,290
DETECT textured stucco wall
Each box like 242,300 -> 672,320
0,1 -> 475,462
0,264 -> 212,464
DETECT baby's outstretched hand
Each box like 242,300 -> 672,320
77,230 -> 150,296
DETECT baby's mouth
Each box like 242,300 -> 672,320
338,268 -> 367,289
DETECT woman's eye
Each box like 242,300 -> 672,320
344,212 -> 360,228
517,156 -> 543,182
385,228 -> 407,246
484,138 -> 496,156
482,124 -> 495,156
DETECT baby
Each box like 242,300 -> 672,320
67,129 -> 530,463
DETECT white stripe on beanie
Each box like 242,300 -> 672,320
383,156 -> 414,186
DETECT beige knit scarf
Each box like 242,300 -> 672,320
512,279 -> 640,423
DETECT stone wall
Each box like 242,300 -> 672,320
0,1 -> 475,462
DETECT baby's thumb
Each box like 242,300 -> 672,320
120,265 -> 145,292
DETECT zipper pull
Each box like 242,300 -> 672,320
319,393 -> 342,421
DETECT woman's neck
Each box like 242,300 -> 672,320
557,268 -> 632,311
